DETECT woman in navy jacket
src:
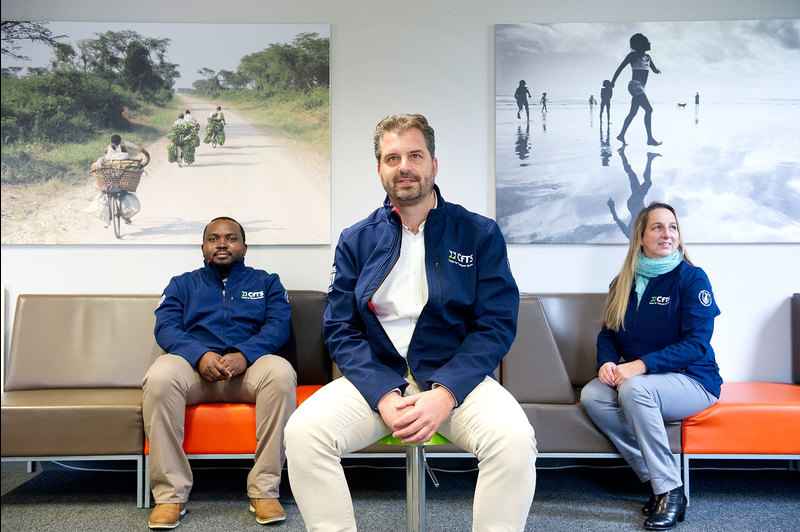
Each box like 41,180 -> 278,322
581,202 -> 722,531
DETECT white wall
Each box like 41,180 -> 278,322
2,0 -> 799,386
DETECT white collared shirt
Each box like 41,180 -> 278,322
370,219 -> 428,359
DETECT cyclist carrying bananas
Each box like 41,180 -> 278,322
210,105 -> 226,125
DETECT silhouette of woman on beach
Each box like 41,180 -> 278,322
610,33 -> 661,146
514,80 -> 532,120
540,92 -> 548,112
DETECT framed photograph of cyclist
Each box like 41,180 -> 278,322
1,21 -> 331,245
494,20 -> 800,244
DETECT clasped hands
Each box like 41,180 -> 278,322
598,359 -> 646,389
198,351 -> 247,382
377,386 -> 456,445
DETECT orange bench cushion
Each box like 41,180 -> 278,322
145,384 -> 323,455
682,382 -> 800,454
296,384 -> 322,406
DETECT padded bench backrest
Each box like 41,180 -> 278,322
279,290 -> 331,385
535,293 -> 607,388
502,295 -> 575,403
5,294 -> 164,391
5,291 -> 332,392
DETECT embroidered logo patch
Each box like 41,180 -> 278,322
698,290 -> 713,307
448,249 -> 474,268
649,296 -> 670,306
241,290 -> 265,300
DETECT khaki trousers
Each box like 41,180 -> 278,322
143,354 -> 296,503
285,375 -> 537,532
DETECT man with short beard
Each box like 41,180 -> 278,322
285,114 -> 537,531
144,217 -> 295,529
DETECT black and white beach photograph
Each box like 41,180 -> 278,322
495,20 -> 800,244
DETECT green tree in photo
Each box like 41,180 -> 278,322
122,40 -> 162,94
1,20 -> 66,61
76,30 -> 176,95
239,32 -> 329,92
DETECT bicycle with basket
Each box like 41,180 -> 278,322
91,142 -> 150,239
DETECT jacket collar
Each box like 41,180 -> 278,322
203,258 -> 246,283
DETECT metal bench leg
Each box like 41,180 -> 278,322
406,445 -> 426,532
136,455 -> 143,509
682,454 -> 690,506
144,455 -> 151,508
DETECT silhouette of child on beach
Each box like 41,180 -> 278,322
540,92 -> 548,112
515,80 -> 532,120
600,80 -> 613,124
610,33 -> 661,146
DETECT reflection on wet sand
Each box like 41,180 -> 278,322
600,124 -> 612,167
515,123 -> 531,166
608,147 -> 659,239
495,96 -> 800,244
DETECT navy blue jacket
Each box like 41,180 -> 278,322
596,261 -> 723,397
154,259 -> 291,368
324,186 -> 520,410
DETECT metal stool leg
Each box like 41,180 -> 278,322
406,445 -> 426,532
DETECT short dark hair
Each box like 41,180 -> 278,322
111,134 -> 121,145
203,217 -> 246,245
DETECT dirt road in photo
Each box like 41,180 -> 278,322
2,95 -> 329,245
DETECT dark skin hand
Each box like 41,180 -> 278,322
198,351 -> 247,382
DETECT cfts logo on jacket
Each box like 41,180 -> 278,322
448,249 -> 474,268
240,290 -> 265,300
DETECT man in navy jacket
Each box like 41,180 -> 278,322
144,217 -> 295,529
286,114 -> 537,531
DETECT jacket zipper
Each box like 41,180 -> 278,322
366,227 -> 401,345
221,287 -> 227,342
364,222 -> 414,378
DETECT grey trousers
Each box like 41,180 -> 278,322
142,354 -> 296,503
580,373 -> 717,494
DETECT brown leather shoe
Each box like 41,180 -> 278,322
249,498 -> 286,524
148,503 -> 186,529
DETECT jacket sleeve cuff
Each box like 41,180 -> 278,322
431,383 -> 459,407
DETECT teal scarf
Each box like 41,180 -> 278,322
634,249 -> 682,304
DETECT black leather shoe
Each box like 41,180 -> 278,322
644,486 -> 687,530
641,489 -> 658,516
